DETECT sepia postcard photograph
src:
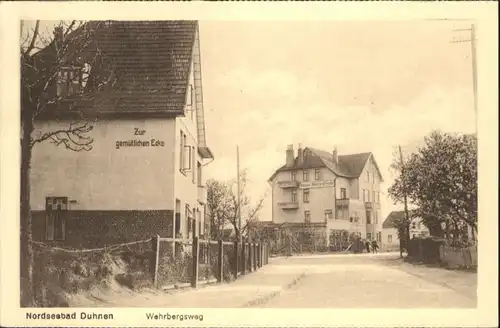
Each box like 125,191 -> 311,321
1,1 -> 498,328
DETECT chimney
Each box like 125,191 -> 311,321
332,147 -> 338,165
53,26 -> 64,51
297,143 -> 304,166
286,144 -> 295,167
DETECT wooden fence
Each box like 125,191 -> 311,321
151,236 -> 270,289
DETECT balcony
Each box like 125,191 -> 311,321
278,201 -> 299,210
336,198 -> 351,206
277,180 -> 299,188
197,185 -> 206,204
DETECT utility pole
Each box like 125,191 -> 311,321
452,24 -> 478,115
451,24 -> 478,243
236,145 -> 242,245
398,145 -> 410,258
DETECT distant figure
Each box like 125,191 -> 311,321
371,240 -> 379,254
365,240 -> 371,253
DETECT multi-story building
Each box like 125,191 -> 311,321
30,21 -> 213,248
268,145 -> 384,249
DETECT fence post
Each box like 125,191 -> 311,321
218,240 -> 224,283
251,243 -> 255,271
233,241 -> 239,279
266,243 -> 269,264
191,236 -> 199,288
257,243 -> 262,269
253,244 -> 257,271
259,243 -> 263,268
241,242 -> 246,275
152,235 -> 160,288
249,243 -> 253,272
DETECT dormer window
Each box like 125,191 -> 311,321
56,63 -> 92,97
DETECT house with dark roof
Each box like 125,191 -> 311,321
381,210 -> 429,249
268,144 -> 384,248
30,21 -> 213,248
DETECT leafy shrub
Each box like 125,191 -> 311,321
157,252 -> 193,286
32,243 -> 155,307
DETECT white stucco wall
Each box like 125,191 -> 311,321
382,227 -> 399,249
271,167 -> 336,224
173,58 -> 207,238
358,155 -> 383,236
31,118 -> 176,211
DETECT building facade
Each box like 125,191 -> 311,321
30,21 -> 213,248
268,145 -> 384,249
381,211 -> 430,250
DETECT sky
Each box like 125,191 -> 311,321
23,20 -> 477,221
197,20 -> 477,221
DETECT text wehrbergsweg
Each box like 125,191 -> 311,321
146,312 -> 204,322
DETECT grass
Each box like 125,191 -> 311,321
33,246 -> 155,307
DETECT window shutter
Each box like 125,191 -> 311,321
183,145 -> 192,171
192,147 -> 196,183
179,132 -> 184,169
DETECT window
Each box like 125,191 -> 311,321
349,217 -> 354,223
367,233 -> 372,240
336,205 -> 347,220
377,232 -> 382,242
374,212 -> 378,224
303,189 -> 310,203
324,210 -> 333,221
315,169 -> 321,180
56,65 -> 88,97
388,235 -> 393,243
197,162 -> 202,186
372,191 -> 376,204
197,209 -> 202,237
291,189 -> 298,202
180,132 -> 192,173
340,188 -> 347,199
366,212 -> 372,224
363,189 -> 366,202
45,197 -> 68,241
377,192 -> 380,203
303,170 -> 309,181
175,199 -> 181,236
304,211 -> 311,223
186,205 -> 192,239
412,222 -> 416,229
367,190 -> 371,202
186,84 -> 196,120
192,147 -> 196,183
187,84 -> 193,107
291,171 -> 297,181
180,131 -> 184,169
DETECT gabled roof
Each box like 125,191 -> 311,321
35,20 -> 198,117
268,146 -> 383,182
382,210 -> 418,229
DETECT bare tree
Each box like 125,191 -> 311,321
20,20 -> 112,306
206,169 -> 265,243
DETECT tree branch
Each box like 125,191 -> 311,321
24,21 -> 40,57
